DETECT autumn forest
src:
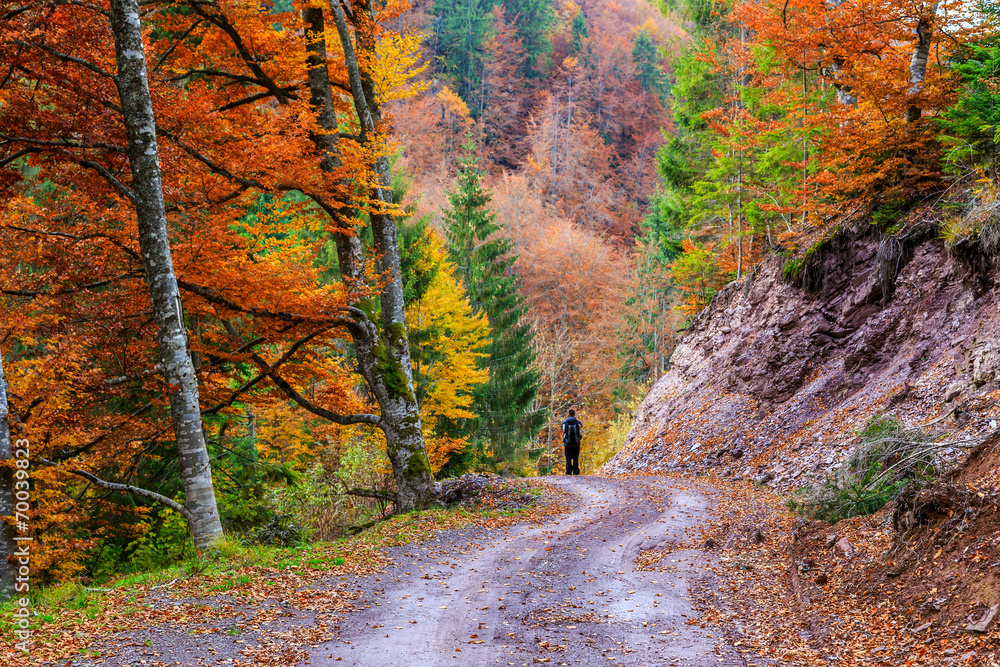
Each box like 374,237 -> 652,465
1,0 -> 999,642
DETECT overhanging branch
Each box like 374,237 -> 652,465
37,457 -> 193,522
220,320 -> 381,427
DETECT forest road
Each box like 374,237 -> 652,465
315,476 -> 744,667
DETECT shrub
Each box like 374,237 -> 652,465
245,514 -> 305,547
789,414 -> 938,523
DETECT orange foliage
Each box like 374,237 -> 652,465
734,0 -> 972,220
0,0 -> 423,577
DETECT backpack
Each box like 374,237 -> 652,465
563,420 -> 581,446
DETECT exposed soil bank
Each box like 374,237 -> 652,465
606,231 -> 999,489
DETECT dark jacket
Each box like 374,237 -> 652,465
562,417 -> 582,447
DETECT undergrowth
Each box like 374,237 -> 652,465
789,414 -> 939,524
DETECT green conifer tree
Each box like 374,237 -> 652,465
443,140 -> 546,468
501,0 -> 555,76
632,30 -> 667,101
570,11 -> 589,54
433,0 -> 494,111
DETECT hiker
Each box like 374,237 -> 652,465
561,409 -> 583,475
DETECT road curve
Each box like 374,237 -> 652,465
314,475 -> 743,667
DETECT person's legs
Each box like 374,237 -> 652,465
565,446 -> 580,475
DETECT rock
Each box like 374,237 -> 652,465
965,604 -> 999,633
750,527 -> 766,544
730,449 -> 744,459
942,649 -> 956,657
704,538 -> 717,549
835,537 -> 855,557
943,381 -> 963,403
754,472 -> 774,486
913,621 -> 933,633
720,326 -> 732,334
824,533 -> 838,549
814,572 -> 828,586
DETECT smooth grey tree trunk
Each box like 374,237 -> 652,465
905,3 -> 939,123
303,6 -> 434,511
0,350 -> 15,600
109,0 -> 224,548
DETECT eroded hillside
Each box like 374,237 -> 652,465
606,224 -> 999,486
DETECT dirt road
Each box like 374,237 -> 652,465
315,476 -> 742,666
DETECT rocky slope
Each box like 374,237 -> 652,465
605,224 -> 1000,488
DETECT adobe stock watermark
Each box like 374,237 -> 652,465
11,434 -> 33,653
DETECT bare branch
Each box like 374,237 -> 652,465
0,147 -> 37,168
1,271 -> 142,298
186,3 -> 291,104
37,457 -> 193,521
335,473 -> 395,502
79,160 -> 135,201
214,87 -> 300,113
11,39 -> 117,80
176,278 -> 317,323
221,320 -> 381,426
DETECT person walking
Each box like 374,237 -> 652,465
561,409 -> 582,475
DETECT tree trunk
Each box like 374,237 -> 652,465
905,3 -> 939,123
303,5 -> 434,511
109,0 -> 223,549
0,349 -> 16,600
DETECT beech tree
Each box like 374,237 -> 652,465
299,1 -> 435,510
108,0 -> 224,549
0,348 -> 14,599
0,0 -> 438,580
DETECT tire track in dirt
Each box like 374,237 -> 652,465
315,476 -> 743,666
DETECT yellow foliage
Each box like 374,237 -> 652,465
373,31 -> 429,104
436,86 -> 472,125
252,400 -> 315,465
635,19 -> 660,40
405,229 -> 489,469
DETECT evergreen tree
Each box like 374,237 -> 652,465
570,10 -> 589,54
632,30 -> 667,100
501,0 -> 555,76
433,0 -> 494,112
938,1 -> 1000,170
443,140 -> 546,467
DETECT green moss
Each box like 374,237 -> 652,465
782,233 -> 834,285
404,446 -> 432,480
371,335 -> 416,403
782,257 -> 802,282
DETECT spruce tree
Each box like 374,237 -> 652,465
433,0 -> 493,111
501,0 -> 555,76
633,30 -> 667,101
443,140 -> 546,467
570,11 -> 589,54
